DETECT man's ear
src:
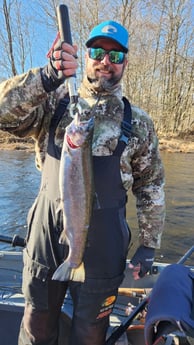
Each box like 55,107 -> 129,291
85,51 -> 89,60
124,58 -> 128,68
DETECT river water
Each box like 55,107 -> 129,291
0,150 -> 193,265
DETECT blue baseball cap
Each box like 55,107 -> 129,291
86,21 -> 129,53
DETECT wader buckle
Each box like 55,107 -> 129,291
119,120 -> 132,144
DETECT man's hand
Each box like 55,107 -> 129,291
129,245 -> 155,280
41,32 -> 78,92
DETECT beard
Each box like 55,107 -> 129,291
86,65 -> 124,92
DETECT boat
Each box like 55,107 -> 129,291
0,237 -> 193,345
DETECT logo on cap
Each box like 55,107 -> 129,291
101,25 -> 117,34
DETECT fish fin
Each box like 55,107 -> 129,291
70,262 -> 85,282
52,261 -> 71,282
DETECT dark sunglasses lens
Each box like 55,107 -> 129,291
109,51 -> 125,64
89,48 -> 105,61
89,48 -> 125,64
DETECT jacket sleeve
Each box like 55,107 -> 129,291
131,111 -> 166,249
0,68 -> 49,139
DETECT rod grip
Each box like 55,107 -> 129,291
57,4 -> 72,45
0,234 -> 25,247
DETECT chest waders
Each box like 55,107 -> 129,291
19,99 -> 70,345
83,97 -> 132,279
19,97 -> 132,345
70,97 -> 132,345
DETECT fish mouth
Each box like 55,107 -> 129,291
66,116 -> 94,148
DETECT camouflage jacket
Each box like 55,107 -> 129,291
0,68 -> 165,248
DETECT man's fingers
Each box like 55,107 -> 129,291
138,265 -> 148,278
61,42 -> 78,55
53,50 -> 77,62
129,263 -> 141,280
52,50 -> 63,60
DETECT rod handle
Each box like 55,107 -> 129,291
57,4 -> 72,44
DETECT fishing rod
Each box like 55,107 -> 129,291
105,245 -> 194,345
0,234 -> 25,247
56,4 -> 81,118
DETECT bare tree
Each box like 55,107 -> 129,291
155,0 -> 194,134
2,0 -> 17,76
0,0 -> 193,136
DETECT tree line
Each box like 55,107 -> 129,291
0,0 -> 193,137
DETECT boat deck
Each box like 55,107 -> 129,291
1,250 -> 193,345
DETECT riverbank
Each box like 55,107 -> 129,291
0,133 -> 34,152
0,132 -> 194,153
159,136 -> 194,153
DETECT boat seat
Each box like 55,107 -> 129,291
145,264 -> 194,345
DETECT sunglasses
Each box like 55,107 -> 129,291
88,47 -> 125,64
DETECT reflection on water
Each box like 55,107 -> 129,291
0,150 -> 40,247
127,152 -> 194,264
160,152 -> 194,261
0,150 -> 193,265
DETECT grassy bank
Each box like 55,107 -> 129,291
0,131 -> 194,153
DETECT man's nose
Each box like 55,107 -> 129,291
101,53 -> 111,65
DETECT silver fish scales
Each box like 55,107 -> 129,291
52,112 -> 94,282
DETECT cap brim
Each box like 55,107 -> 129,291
86,36 -> 128,53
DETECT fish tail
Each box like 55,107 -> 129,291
70,262 -> 85,282
52,261 -> 71,282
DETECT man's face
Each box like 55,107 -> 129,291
85,38 -> 128,91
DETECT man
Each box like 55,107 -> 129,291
0,20 -> 165,345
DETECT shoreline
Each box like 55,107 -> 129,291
158,137 -> 194,153
0,136 -> 194,153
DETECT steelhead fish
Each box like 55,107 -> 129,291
52,112 -> 94,282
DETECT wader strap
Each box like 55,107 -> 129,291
47,97 -> 70,159
113,97 -> 132,157
191,274 -> 194,320
49,97 -> 70,136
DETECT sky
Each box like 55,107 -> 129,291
0,1 -> 59,78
